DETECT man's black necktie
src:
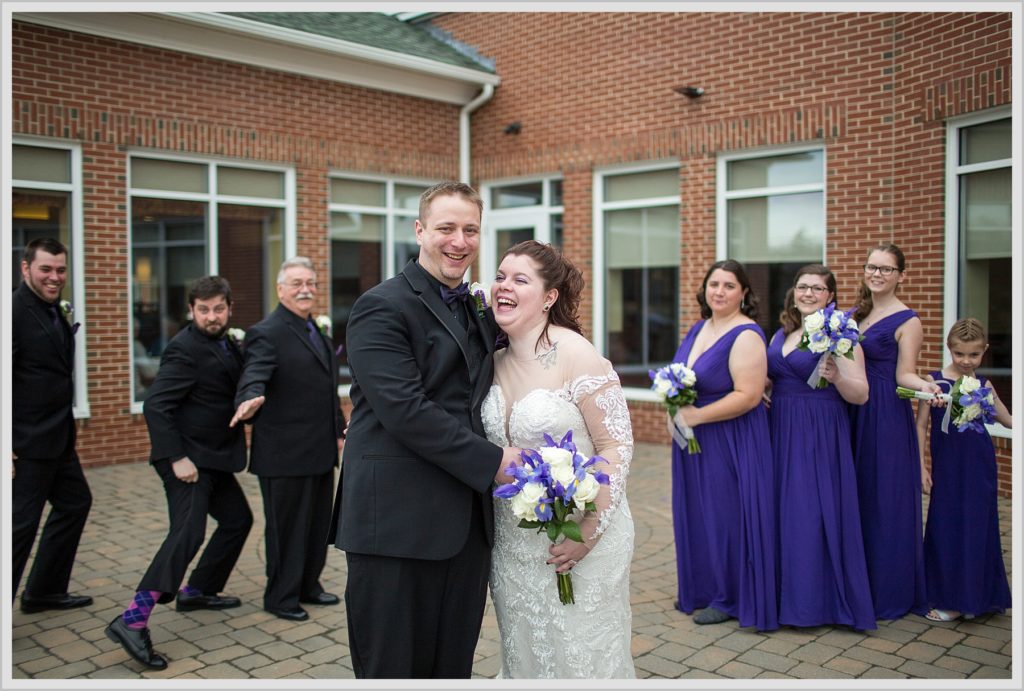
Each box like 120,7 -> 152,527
440,282 -> 470,306
48,304 -> 66,345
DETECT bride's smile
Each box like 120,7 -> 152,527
490,254 -> 557,342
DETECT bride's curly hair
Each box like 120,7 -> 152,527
501,240 -> 584,351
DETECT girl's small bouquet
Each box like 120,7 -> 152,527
492,431 -> 609,604
897,375 -> 995,434
648,363 -> 700,454
798,303 -> 862,388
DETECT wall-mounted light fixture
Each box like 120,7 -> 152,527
673,86 -> 705,98
504,121 -> 522,135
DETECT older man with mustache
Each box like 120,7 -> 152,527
232,257 -> 346,621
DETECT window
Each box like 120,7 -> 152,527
594,165 -> 680,389
129,155 -> 291,406
329,176 -> 432,387
718,147 -> 825,335
946,111 -> 1012,424
481,177 -> 563,285
12,139 -> 88,416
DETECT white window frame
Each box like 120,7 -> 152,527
944,106 -> 1012,439
127,151 -> 295,413
13,136 -> 89,418
716,142 -> 827,264
480,174 -> 563,283
593,160 -> 680,402
327,172 -> 434,281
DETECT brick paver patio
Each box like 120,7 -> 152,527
9,443 -> 1013,681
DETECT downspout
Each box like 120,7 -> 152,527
459,83 -> 494,184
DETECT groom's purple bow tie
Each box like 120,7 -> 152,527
440,282 -> 470,306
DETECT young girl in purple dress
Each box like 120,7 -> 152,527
916,318 -> 1012,622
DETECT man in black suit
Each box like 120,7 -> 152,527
12,238 -> 93,614
331,181 -> 519,678
231,257 -> 345,622
105,276 -> 253,670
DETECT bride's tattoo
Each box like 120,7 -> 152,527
538,342 -> 558,369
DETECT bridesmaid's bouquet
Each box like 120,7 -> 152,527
648,363 -> 701,454
798,303 -> 861,389
897,375 -> 995,434
493,431 -> 609,605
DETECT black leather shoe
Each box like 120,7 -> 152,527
175,593 -> 241,612
299,592 -> 340,606
265,606 -> 309,621
105,616 -> 168,670
20,592 -> 93,614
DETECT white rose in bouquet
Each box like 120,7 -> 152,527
511,481 -> 547,520
835,338 -> 853,355
807,332 -> 831,354
540,447 -> 573,470
804,311 -> 825,332
959,376 -> 981,394
550,463 -> 577,489
653,376 -> 674,396
846,317 -> 858,332
829,312 -> 843,331
572,473 -> 601,510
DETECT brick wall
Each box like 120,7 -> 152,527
12,20 -> 464,468
432,11 -> 1012,494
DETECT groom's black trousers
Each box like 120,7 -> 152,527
345,497 -> 490,678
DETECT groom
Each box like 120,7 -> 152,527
331,181 -> 519,678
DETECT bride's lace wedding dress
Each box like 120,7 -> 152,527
482,327 -> 635,678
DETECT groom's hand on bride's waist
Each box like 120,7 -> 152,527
494,447 -> 522,484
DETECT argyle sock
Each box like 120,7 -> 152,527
179,584 -> 201,598
122,590 -> 161,630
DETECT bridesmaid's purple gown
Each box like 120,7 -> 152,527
671,321 -> 778,631
924,373 -> 1011,616
767,329 -> 875,630
849,309 -> 927,619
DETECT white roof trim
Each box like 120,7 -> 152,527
16,11 -> 499,105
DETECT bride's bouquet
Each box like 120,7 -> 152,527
492,431 -> 609,605
798,303 -> 861,389
648,363 -> 701,454
897,375 -> 995,434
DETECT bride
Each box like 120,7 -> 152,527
481,240 -> 635,678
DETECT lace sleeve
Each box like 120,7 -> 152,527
566,341 -> 634,543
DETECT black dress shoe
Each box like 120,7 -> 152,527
105,616 -> 168,670
265,606 -> 309,621
299,592 -> 340,606
175,593 -> 242,612
20,592 -> 93,614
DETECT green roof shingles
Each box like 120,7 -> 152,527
225,12 -> 493,73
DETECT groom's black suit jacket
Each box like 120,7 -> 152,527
142,321 -> 246,472
333,259 -> 503,560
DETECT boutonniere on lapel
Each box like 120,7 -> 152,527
469,282 -> 490,317
227,327 -> 246,348
60,300 -> 81,336
315,314 -> 332,337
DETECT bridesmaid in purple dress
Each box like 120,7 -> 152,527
916,318 -> 1012,622
670,259 -> 777,631
766,264 -> 874,630
849,244 -> 942,620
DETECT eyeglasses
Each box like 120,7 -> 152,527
794,284 -> 828,295
284,279 -> 317,289
863,264 -> 899,276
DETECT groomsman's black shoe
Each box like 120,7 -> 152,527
175,593 -> 241,612
299,592 -> 340,606
105,616 -> 168,670
20,592 -> 93,614
265,606 -> 309,621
